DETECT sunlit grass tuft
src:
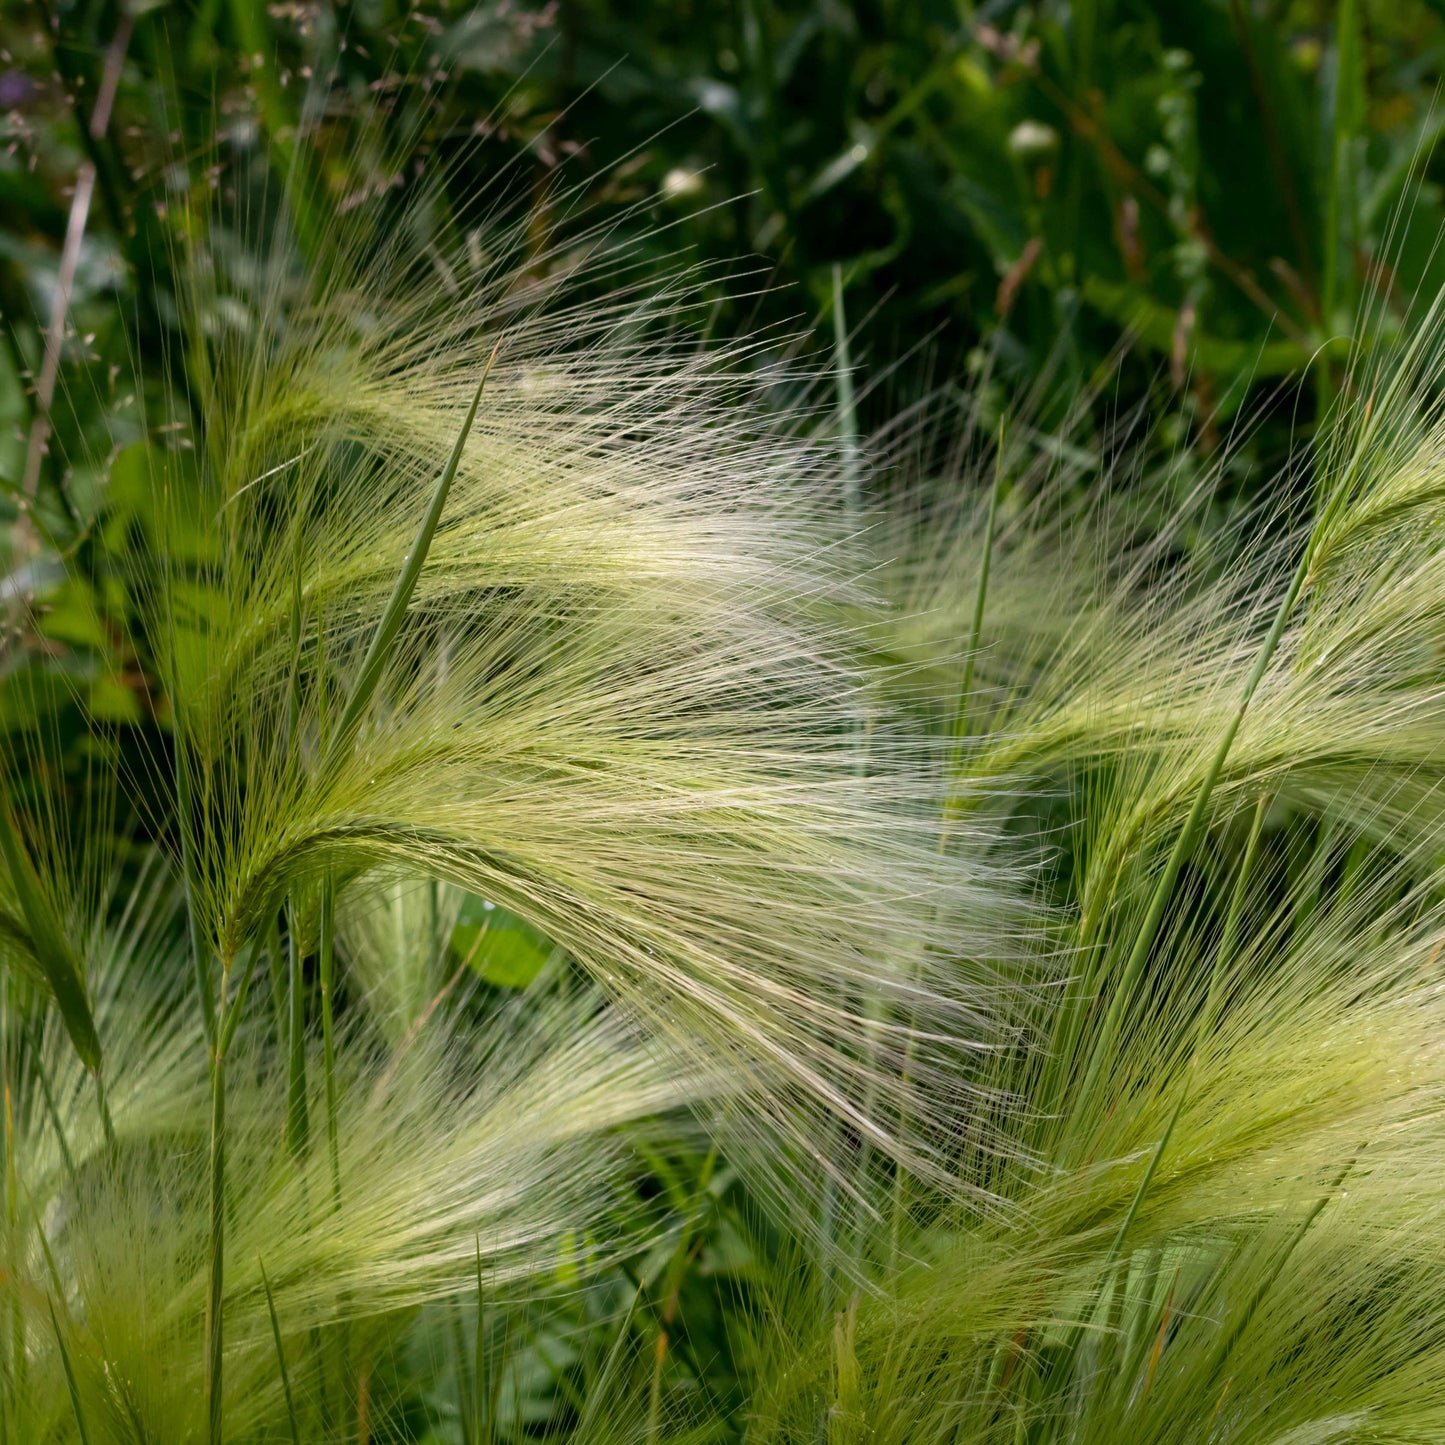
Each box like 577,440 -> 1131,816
10,147 -> 1445,1441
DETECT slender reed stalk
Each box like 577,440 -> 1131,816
205,1005 -> 226,1445
48,1299 -> 91,1445
285,906 -> 309,1160
947,418 -> 1005,787
175,729 -> 216,1048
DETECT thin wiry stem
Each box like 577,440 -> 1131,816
175,728 -> 216,1049
260,1259 -> 302,1445
1107,790 -> 1271,1264
285,906 -> 309,1161
1073,546 -> 1315,1121
947,417 -> 1006,794
207,944 -> 260,1445
205,1020 -> 226,1445
319,877 -> 341,1207
48,1299 -> 91,1445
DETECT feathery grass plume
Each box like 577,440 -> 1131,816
741,607 -> 1445,1436
0,148 -> 1027,1439
0,848 -> 714,1441
126,172 -> 1016,1231
740,844 -> 1445,1442
730,293 -> 1445,1442
25,90 -> 1445,1442
875,344 -> 1445,911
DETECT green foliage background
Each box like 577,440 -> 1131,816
4,0 -> 1445,507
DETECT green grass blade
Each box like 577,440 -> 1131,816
319,877 -> 340,1207
950,417 -> 1006,762
174,731 -> 216,1049
327,348 -> 498,765
1107,791 -> 1272,1264
286,542 -> 304,753
48,1298 -> 92,1445
573,1283 -> 645,1437
450,1300 -> 476,1445
1108,1096 -> 1185,1269
1202,790 -> 1270,1037
260,1259 -> 302,1445
1074,549 -> 1314,1120
0,805 -> 100,1072
285,908 -> 309,1161
1205,1154 -> 1357,1381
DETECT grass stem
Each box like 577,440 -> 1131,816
1105,791 -> 1272,1261
1073,545 -> 1314,1121
206,1023 -> 226,1445
949,417 -> 1006,778
206,943 -> 260,1445
261,1259 -> 302,1445
319,877 -> 340,1206
48,1298 -> 91,1445
285,906 -> 309,1161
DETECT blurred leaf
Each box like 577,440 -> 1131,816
453,900 -> 556,990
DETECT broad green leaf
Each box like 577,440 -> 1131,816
452,903 -> 554,990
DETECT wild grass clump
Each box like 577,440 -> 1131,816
8,160 -> 1445,1443
0,173 -> 1011,1441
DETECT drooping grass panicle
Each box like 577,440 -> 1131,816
123,184 -> 1024,1233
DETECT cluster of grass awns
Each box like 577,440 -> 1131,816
6,196 -> 1445,1445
